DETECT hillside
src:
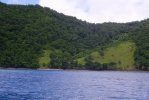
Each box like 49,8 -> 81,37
0,2 -> 148,70
77,41 -> 136,70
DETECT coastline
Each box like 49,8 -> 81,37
0,67 -> 63,71
37,68 -> 63,71
0,67 -> 148,71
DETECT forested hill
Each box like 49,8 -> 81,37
0,2 -> 148,70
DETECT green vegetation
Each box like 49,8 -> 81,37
39,50 -> 51,68
0,2 -> 148,70
131,21 -> 149,70
78,41 -> 136,70
77,57 -> 86,65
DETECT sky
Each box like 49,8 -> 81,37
0,0 -> 39,5
1,0 -> 149,23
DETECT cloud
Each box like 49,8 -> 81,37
39,0 -> 149,23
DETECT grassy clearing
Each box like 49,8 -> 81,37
77,41 -> 136,70
77,57 -> 86,65
39,50 -> 51,68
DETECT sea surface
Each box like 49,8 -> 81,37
0,69 -> 149,100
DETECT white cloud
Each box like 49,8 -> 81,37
39,0 -> 149,23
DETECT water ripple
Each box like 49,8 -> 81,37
0,70 -> 149,100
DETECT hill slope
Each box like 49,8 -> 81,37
77,41 -> 136,70
0,2 -> 148,70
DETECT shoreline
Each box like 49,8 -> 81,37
0,67 -> 148,72
0,67 -> 63,71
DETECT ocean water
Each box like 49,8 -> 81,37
0,69 -> 149,100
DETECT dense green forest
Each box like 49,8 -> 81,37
0,2 -> 148,70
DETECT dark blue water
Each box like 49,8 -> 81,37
0,70 -> 149,100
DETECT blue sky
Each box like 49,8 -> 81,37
0,0 -> 39,5
1,0 -> 149,23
